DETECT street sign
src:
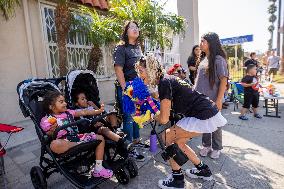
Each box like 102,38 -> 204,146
220,35 -> 253,46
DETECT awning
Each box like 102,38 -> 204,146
79,0 -> 109,10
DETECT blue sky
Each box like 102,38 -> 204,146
162,0 -> 283,53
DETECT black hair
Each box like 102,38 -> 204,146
139,56 -> 146,68
121,20 -> 139,46
250,52 -> 256,58
72,89 -> 86,103
42,90 -> 63,114
246,64 -> 256,73
191,45 -> 200,59
202,32 -> 227,88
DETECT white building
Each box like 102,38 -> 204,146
0,0 -> 199,124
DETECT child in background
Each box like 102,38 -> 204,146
40,90 -> 113,178
239,64 -> 262,120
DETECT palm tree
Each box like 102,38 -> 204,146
267,0 -> 277,50
0,0 -> 20,20
276,0 -> 282,55
109,0 -> 186,52
54,0 -> 71,77
76,7 -> 121,72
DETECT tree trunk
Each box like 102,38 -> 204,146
280,17 -> 284,74
277,0 -> 282,56
87,45 -> 103,72
55,2 -> 70,77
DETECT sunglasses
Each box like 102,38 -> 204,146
128,25 -> 140,31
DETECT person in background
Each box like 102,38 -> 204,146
194,32 -> 229,159
261,51 -> 270,79
113,21 -> 148,162
239,64 -> 262,120
244,52 -> 259,67
267,50 -> 281,82
187,45 -> 202,84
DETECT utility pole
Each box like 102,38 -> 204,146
276,0 -> 282,55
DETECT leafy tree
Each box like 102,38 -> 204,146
0,0 -> 20,20
109,0 -> 186,52
223,45 -> 244,58
76,7 -> 122,72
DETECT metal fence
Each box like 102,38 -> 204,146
227,57 -> 245,82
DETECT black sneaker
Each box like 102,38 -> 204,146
117,139 -> 134,158
158,174 -> 185,189
185,167 -> 212,181
133,141 -> 150,148
129,149 -> 145,162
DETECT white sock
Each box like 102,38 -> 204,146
95,160 -> 103,171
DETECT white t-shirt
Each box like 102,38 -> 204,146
267,56 -> 280,69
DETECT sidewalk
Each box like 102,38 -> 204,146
1,99 -> 284,189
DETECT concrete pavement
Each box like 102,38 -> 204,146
1,99 -> 284,189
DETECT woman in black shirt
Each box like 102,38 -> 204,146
113,21 -> 145,161
187,45 -> 201,84
136,55 -> 227,189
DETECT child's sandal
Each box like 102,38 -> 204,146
92,168 -> 113,178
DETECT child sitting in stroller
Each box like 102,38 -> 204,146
73,90 -> 119,131
40,90 -> 113,178
73,90 -> 131,154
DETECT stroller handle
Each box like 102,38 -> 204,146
52,112 -> 112,140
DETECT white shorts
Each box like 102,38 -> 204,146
176,112 -> 227,133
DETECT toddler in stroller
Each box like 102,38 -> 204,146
18,78 -> 139,188
72,90 -> 132,156
40,90 -> 113,178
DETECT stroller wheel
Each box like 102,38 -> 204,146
0,156 -> 5,188
115,167 -> 130,185
30,166 -> 47,189
0,156 -> 4,175
126,158 -> 138,178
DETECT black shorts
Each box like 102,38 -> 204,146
243,92 -> 259,109
268,68 -> 278,76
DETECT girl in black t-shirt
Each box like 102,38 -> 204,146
187,45 -> 202,84
113,21 -> 145,162
136,55 -> 227,189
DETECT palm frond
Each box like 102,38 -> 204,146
0,0 -> 20,20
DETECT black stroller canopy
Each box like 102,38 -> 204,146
17,80 -> 61,123
66,70 -> 100,108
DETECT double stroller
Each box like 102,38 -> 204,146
17,70 -> 138,189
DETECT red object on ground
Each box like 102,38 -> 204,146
0,123 -> 24,133
0,144 -> 6,156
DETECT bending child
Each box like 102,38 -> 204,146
40,90 -> 113,178
239,64 -> 262,120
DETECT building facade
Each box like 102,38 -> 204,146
0,0 -> 199,124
